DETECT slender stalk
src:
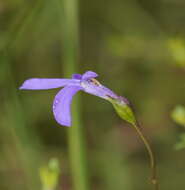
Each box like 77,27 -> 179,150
56,0 -> 89,189
132,123 -> 159,190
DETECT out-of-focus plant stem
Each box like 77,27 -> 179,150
1,53 -> 42,190
1,1 -> 44,189
132,123 -> 159,190
57,0 -> 89,190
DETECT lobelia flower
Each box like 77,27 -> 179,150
19,71 -> 135,127
20,71 -> 159,189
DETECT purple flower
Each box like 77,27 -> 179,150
19,71 -> 121,127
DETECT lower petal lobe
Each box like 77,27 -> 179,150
52,86 -> 82,126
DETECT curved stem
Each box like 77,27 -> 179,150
132,123 -> 159,190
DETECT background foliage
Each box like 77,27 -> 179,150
0,0 -> 185,189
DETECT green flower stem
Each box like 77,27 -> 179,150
132,123 -> 159,190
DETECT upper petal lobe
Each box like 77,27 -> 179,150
82,71 -> 98,80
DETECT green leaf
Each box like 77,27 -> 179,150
108,97 -> 136,125
171,105 -> 185,127
174,133 -> 185,150
167,38 -> 185,68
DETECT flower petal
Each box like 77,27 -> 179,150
81,80 -> 118,100
82,71 -> 98,80
53,86 -> 83,127
72,74 -> 82,79
19,78 -> 79,90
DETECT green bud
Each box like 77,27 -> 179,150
39,158 -> 60,190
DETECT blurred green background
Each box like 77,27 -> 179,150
0,0 -> 185,190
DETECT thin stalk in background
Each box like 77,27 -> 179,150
56,0 -> 89,190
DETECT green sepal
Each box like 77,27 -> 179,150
108,97 -> 137,125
